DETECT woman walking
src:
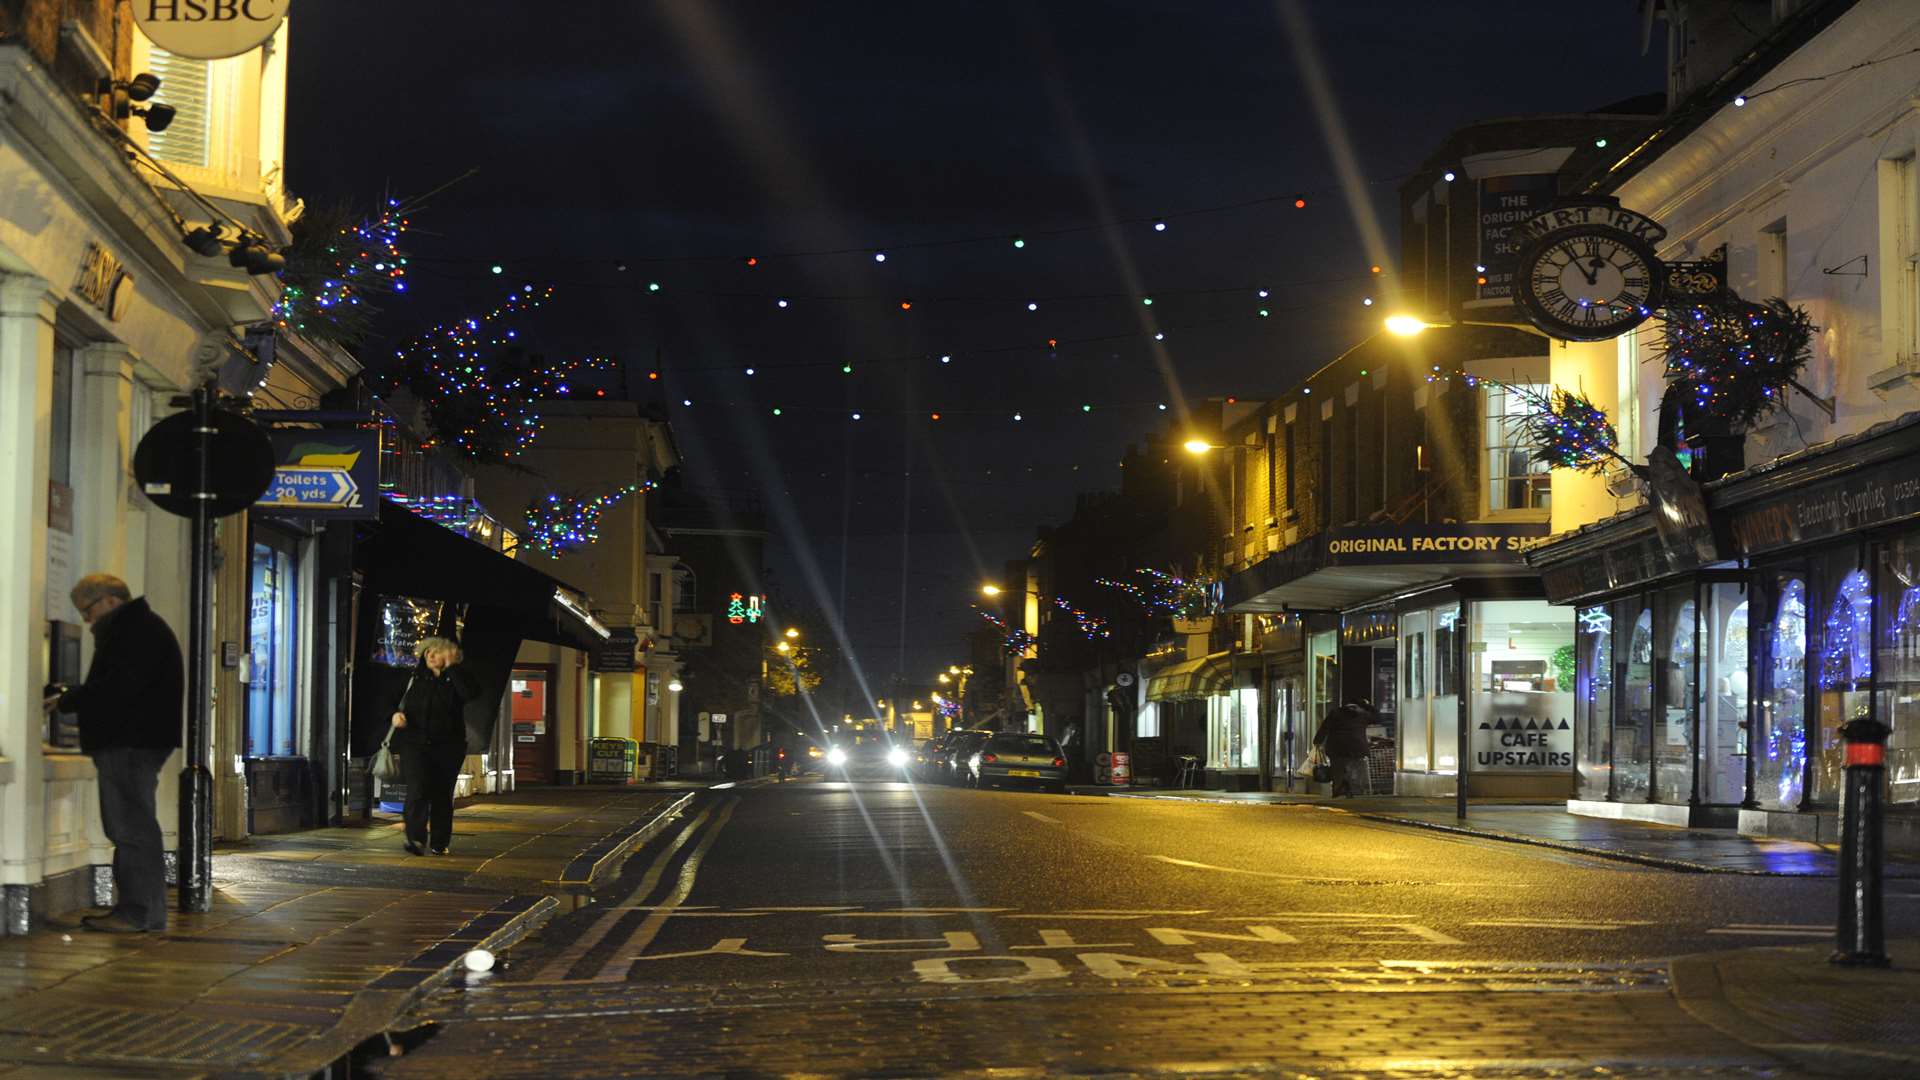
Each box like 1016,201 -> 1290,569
391,636 -> 483,855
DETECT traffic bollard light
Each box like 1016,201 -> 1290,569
1832,716 -> 1891,968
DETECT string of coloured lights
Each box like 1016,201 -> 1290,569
1731,44 -> 1920,107
520,482 -> 658,557
1054,596 -> 1111,640
975,608 -> 1036,655
271,202 -> 410,347
1097,569 -> 1220,619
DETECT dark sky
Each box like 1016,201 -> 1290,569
285,1 -> 1663,686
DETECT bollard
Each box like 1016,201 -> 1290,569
1832,716 -> 1891,968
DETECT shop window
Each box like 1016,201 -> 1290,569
1701,586 -> 1749,806
1575,605 -> 1612,800
1136,701 -> 1160,738
1878,533 -> 1920,803
1431,608 -> 1461,773
1483,383 -> 1552,514
1616,604 -> 1655,801
1309,629 -> 1338,733
1757,575 -> 1808,810
1816,562 -> 1872,802
1468,599 -> 1575,776
1209,688 -> 1259,770
1400,611 -> 1429,771
1655,589 -> 1696,804
145,48 -> 212,168
247,539 -> 301,757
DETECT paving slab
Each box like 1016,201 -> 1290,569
0,786 -> 691,1078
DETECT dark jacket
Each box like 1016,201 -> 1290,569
1313,704 -> 1371,759
396,662 -> 484,752
61,597 -> 184,755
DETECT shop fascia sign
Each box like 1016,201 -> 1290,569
135,0 -> 291,59
1319,523 -> 1550,564
74,243 -> 133,321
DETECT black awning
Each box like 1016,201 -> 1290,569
361,499 -> 609,651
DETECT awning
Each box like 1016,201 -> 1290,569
1146,653 -> 1231,702
1226,522 -> 1549,613
361,499 -> 609,651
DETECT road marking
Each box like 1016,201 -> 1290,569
1022,811 -> 1062,825
1466,919 -> 1652,931
1707,923 -> 1829,937
741,905 -> 858,912
630,937 -> 786,960
591,797 -> 740,982
827,907 -> 1014,916
1146,925 -> 1300,946
530,801 -> 715,981
824,931 -> 980,952
914,955 -> 1067,984
1009,929 -> 1131,950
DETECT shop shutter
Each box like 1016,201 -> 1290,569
145,48 -> 211,168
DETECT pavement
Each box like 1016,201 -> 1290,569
0,784 -> 696,1078
1091,787 -> 1920,877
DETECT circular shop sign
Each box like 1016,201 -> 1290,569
136,0 -> 291,60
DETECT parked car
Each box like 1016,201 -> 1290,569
964,732 -> 1068,792
938,729 -> 996,785
913,739 -> 943,780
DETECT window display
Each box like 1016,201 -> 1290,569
1701,584 -> 1749,805
1575,605 -> 1612,800
1879,532 -> 1920,804
1816,559 -> 1872,803
248,540 -> 300,758
1756,575 -> 1808,811
1431,607 -> 1461,773
1655,587 -> 1695,804
1468,599 -> 1574,773
1615,604 -> 1654,801
1399,611 -> 1429,771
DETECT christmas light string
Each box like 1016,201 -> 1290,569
1054,596 -> 1111,640
1097,569 -> 1219,619
1732,44 -> 1920,107
975,607 -> 1036,655
1451,374 -> 1631,476
1655,296 -> 1814,433
520,482 -> 657,557
272,201 -> 410,347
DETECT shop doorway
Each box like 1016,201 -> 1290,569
511,667 -> 554,783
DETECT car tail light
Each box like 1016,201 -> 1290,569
1052,757 -> 1066,768
982,753 -> 998,764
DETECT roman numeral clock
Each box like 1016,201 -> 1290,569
1511,201 -> 1671,342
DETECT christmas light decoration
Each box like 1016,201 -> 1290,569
1475,378 -> 1631,475
726,593 -> 766,625
976,608 -> 1036,655
1054,596 -> 1111,639
520,482 -> 655,557
1097,569 -> 1219,619
1656,295 -> 1814,435
271,201 -> 409,348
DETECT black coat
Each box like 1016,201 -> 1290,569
1313,705 -> 1372,759
61,597 -> 184,755
396,663 -> 484,752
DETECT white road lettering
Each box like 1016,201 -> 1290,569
1146,925 -> 1300,946
1010,929 -> 1130,950
823,931 -> 981,952
913,956 -> 1067,984
1328,924 -> 1465,945
1078,952 -> 1255,979
631,937 -> 786,960
1022,811 -> 1062,824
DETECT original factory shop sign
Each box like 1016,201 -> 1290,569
1321,523 -> 1550,564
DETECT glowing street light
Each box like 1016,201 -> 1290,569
1182,438 -> 1217,455
784,627 -> 800,639
1385,314 -> 1437,337
980,584 -> 1003,597
775,641 -> 791,654
938,673 -> 951,684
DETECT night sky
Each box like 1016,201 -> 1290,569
285,2 -> 1663,685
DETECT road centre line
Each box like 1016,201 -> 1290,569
530,801 -> 716,981
1706,924 -> 1830,936
592,797 -> 740,982
1022,811 -> 1063,824
1466,919 -> 1652,930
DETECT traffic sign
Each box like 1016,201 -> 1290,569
258,466 -> 360,510
133,407 -> 275,518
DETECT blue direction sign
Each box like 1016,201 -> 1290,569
255,429 -> 380,519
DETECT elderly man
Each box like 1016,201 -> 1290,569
42,573 -> 183,932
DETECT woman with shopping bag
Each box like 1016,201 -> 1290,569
1311,699 -> 1374,797
388,636 -> 484,855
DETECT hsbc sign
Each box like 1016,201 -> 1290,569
136,0 -> 290,60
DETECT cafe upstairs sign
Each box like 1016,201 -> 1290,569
136,0 -> 290,60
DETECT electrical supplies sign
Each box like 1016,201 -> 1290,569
256,430 -> 378,519
135,0 -> 292,60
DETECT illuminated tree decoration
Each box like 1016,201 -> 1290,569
271,201 -> 410,347
976,608 -> 1036,655
1097,569 -> 1218,620
727,593 -> 747,625
1466,378 -> 1630,476
1656,295 -> 1815,434
390,284 -> 615,464
1054,595 -> 1111,639
520,482 -> 653,557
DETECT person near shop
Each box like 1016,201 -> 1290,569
1313,698 -> 1375,797
390,636 -> 484,856
41,574 -> 183,933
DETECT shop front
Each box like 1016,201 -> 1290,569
1228,521 -> 1574,799
1535,414 -> 1920,843
1140,650 -> 1229,787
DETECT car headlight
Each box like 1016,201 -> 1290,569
886,747 -> 909,768
826,747 -> 848,766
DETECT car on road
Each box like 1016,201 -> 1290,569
935,729 -> 995,785
964,731 -> 1068,792
823,734 -> 914,781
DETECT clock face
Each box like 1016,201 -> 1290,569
1515,226 -> 1664,341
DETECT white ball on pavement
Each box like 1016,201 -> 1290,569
463,948 -> 494,973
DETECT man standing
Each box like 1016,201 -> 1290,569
1313,698 -> 1375,798
43,574 -> 182,932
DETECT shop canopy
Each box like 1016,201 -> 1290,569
1146,653 -> 1231,702
362,498 -> 609,651
1226,522 -> 1549,613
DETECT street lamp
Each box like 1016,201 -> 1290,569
1182,438 -> 1223,455
784,627 -> 800,639
776,641 -> 791,654
980,583 -> 1003,597
1384,314 -> 1437,337
937,673 -> 951,684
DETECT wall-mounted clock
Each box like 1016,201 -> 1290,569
1514,224 -> 1666,342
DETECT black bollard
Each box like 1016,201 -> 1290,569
1832,716 -> 1891,968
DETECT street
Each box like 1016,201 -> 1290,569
360,781 -> 1912,1078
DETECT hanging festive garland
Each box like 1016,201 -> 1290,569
1053,596 -> 1111,640
1096,569 -> 1218,620
271,201 -> 410,347
519,481 -> 658,557
976,608 -> 1036,655
1454,376 -> 1631,476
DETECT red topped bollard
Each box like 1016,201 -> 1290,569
1832,716 -> 1891,968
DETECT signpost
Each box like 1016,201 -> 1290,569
132,387 -> 273,913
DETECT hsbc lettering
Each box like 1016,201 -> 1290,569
145,0 -> 278,20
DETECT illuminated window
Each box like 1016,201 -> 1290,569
1484,382 -> 1552,513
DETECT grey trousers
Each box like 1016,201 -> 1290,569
93,746 -> 172,928
1330,754 -> 1371,797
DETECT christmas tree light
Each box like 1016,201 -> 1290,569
271,202 -> 409,348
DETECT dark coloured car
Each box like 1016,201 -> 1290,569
965,732 -> 1068,792
938,729 -> 995,785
